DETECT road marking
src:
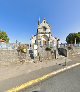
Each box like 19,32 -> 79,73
7,63 -> 80,92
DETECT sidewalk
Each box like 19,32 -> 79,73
0,57 -> 71,81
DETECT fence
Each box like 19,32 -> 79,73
59,44 -> 80,48
0,43 -> 19,50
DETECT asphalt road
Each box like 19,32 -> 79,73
0,57 -> 79,92
25,65 -> 80,92
0,62 -> 63,92
0,59 -> 75,92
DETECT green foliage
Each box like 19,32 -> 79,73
67,46 -> 73,50
45,47 -> 51,51
66,32 -> 80,44
0,30 -> 9,43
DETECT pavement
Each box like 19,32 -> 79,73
0,57 -> 71,81
0,54 -> 80,91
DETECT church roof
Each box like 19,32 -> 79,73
38,19 -> 51,29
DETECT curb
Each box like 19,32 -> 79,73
7,63 -> 80,92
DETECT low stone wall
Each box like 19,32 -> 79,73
68,47 -> 80,57
0,50 -> 18,62
58,47 -> 80,58
34,47 -> 55,62
40,50 -> 55,60
0,50 -> 31,63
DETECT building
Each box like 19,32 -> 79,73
31,19 -> 58,49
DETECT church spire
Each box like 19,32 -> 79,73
43,18 -> 46,23
38,17 -> 40,25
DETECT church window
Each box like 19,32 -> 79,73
35,40 -> 36,44
43,26 -> 46,31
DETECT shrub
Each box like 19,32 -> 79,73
17,45 -> 27,53
67,46 -> 72,50
45,47 -> 51,51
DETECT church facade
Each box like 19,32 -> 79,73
31,19 -> 58,49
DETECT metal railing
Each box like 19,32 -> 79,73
0,43 -> 18,50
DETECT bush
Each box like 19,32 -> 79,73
45,47 -> 51,51
67,46 -> 72,50
0,30 -> 9,43
17,45 -> 27,53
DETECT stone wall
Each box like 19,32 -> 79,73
34,47 -> 55,62
58,47 -> 80,58
0,50 -> 31,63
68,47 -> 80,57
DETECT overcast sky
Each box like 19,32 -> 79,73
0,0 -> 80,43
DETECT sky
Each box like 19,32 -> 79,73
0,0 -> 80,43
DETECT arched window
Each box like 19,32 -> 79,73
42,26 -> 47,31
35,40 -> 36,44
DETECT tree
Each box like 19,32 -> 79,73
0,30 -> 9,43
66,32 -> 80,44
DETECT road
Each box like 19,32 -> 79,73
25,65 -> 80,92
0,62 -> 63,92
0,61 -> 74,91
0,56 -> 79,92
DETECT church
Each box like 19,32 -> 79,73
31,19 -> 59,49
